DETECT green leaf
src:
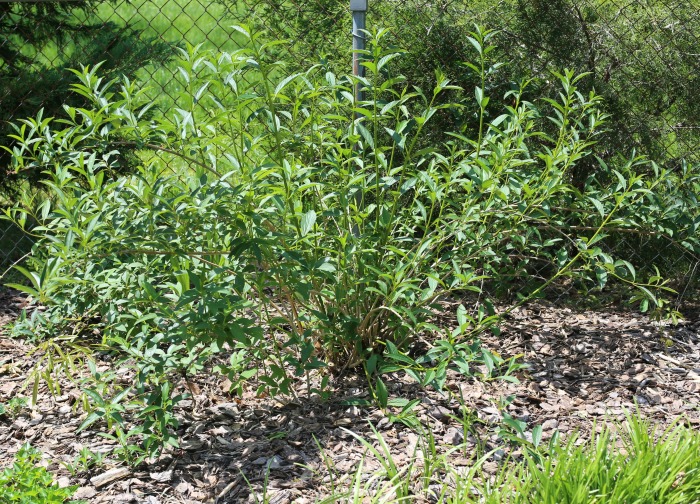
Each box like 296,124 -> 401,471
588,197 -> 605,218
274,73 -> 301,97
386,398 -> 409,408
384,127 -> 405,150
316,261 -> 336,272
5,283 -> 40,299
230,25 -> 251,39
300,210 -> 316,237
375,378 -> 388,409
532,424 -> 543,447
356,122 -> 374,149
366,353 -> 378,374
595,265 -> 608,288
77,411 -> 103,433
456,304 -> 468,329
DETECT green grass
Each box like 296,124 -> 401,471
97,0 -> 235,49
92,0 -> 243,103
322,413 -> 700,503
504,415 -> 700,503
30,0 -> 248,110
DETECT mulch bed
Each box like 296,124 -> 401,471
1,287 -> 699,503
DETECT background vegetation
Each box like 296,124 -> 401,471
0,1 -> 174,194
220,0 -> 700,169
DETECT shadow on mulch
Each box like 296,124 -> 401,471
156,375 -> 432,503
491,303 -> 700,426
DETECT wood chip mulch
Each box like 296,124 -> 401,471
0,287 -> 699,503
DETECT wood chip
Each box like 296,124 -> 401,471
90,467 -> 131,488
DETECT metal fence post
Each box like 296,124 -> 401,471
350,1 -> 368,231
350,0 -> 367,107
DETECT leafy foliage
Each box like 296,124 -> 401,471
3,27 -> 696,460
0,396 -> 30,420
222,0 -> 700,171
0,444 -> 82,504
0,1 -> 172,195
504,0 -> 700,168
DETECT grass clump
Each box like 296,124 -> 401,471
323,413 -> 700,503
516,415 -> 700,504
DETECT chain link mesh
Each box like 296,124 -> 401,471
1,0 -> 698,303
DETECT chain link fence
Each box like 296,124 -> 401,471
1,0 -> 698,303
0,0 -> 242,283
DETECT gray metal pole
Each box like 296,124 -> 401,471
350,0 -> 367,107
350,1 -> 368,229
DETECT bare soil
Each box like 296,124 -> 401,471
1,287 -> 699,503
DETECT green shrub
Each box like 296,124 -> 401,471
3,27 -> 694,460
224,0 -> 700,167
0,444 -> 83,504
211,2 -> 700,289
